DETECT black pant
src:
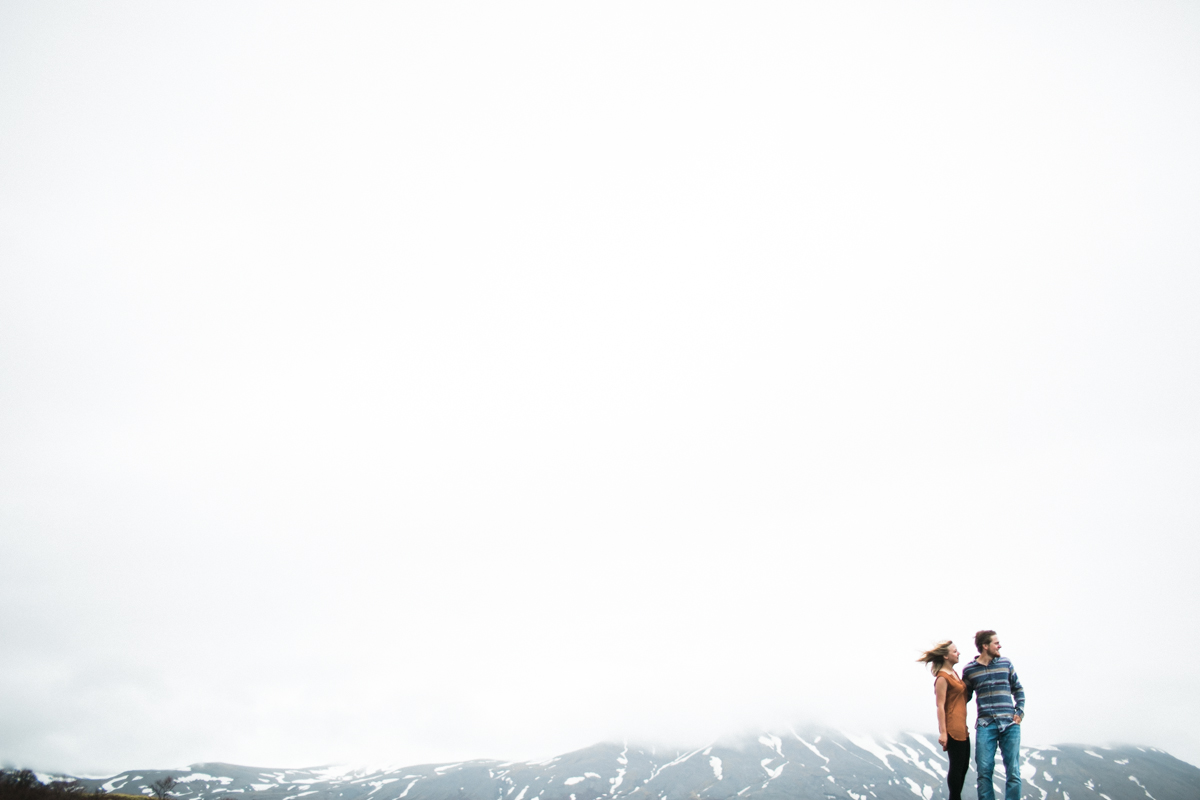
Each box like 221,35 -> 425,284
946,735 -> 970,800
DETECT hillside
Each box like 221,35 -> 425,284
48,728 -> 1200,800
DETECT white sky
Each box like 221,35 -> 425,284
2,0 -> 1199,778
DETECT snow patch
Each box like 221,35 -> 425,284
896,743 -> 941,781
610,768 -> 625,794
908,734 -> 945,761
177,774 -> 233,785
795,736 -> 829,764
1129,776 -> 1157,800
758,735 -> 784,759
610,745 -> 628,794
845,735 -> 899,772
366,779 -> 399,795
646,748 -> 704,781
709,757 -> 723,781
306,766 -> 359,781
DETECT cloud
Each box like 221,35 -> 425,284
2,0 -> 1199,776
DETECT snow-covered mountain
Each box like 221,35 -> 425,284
64,728 -> 1199,800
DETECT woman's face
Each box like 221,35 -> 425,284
946,643 -> 960,665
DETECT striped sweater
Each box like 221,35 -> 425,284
962,656 -> 1025,728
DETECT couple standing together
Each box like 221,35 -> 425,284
919,630 -> 1025,800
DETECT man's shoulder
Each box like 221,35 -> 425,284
962,659 -> 983,677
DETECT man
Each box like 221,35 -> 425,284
962,630 -> 1025,800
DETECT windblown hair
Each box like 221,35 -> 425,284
917,640 -> 954,676
975,629 -> 997,653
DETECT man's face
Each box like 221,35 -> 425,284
983,636 -> 1002,658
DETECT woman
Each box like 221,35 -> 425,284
918,640 -> 969,800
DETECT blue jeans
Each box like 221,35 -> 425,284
975,720 -> 1021,800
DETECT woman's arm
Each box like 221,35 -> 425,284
934,676 -> 949,749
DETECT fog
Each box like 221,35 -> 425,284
1,0 -> 1198,777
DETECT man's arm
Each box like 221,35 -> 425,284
1010,662 -> 1025,721
961,664 -> 974,704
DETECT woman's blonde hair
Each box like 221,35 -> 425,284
917,640 -> 954,676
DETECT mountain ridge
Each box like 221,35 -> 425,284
30,727 -> 1200,800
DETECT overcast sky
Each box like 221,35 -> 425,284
2,0 -> 1199,779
